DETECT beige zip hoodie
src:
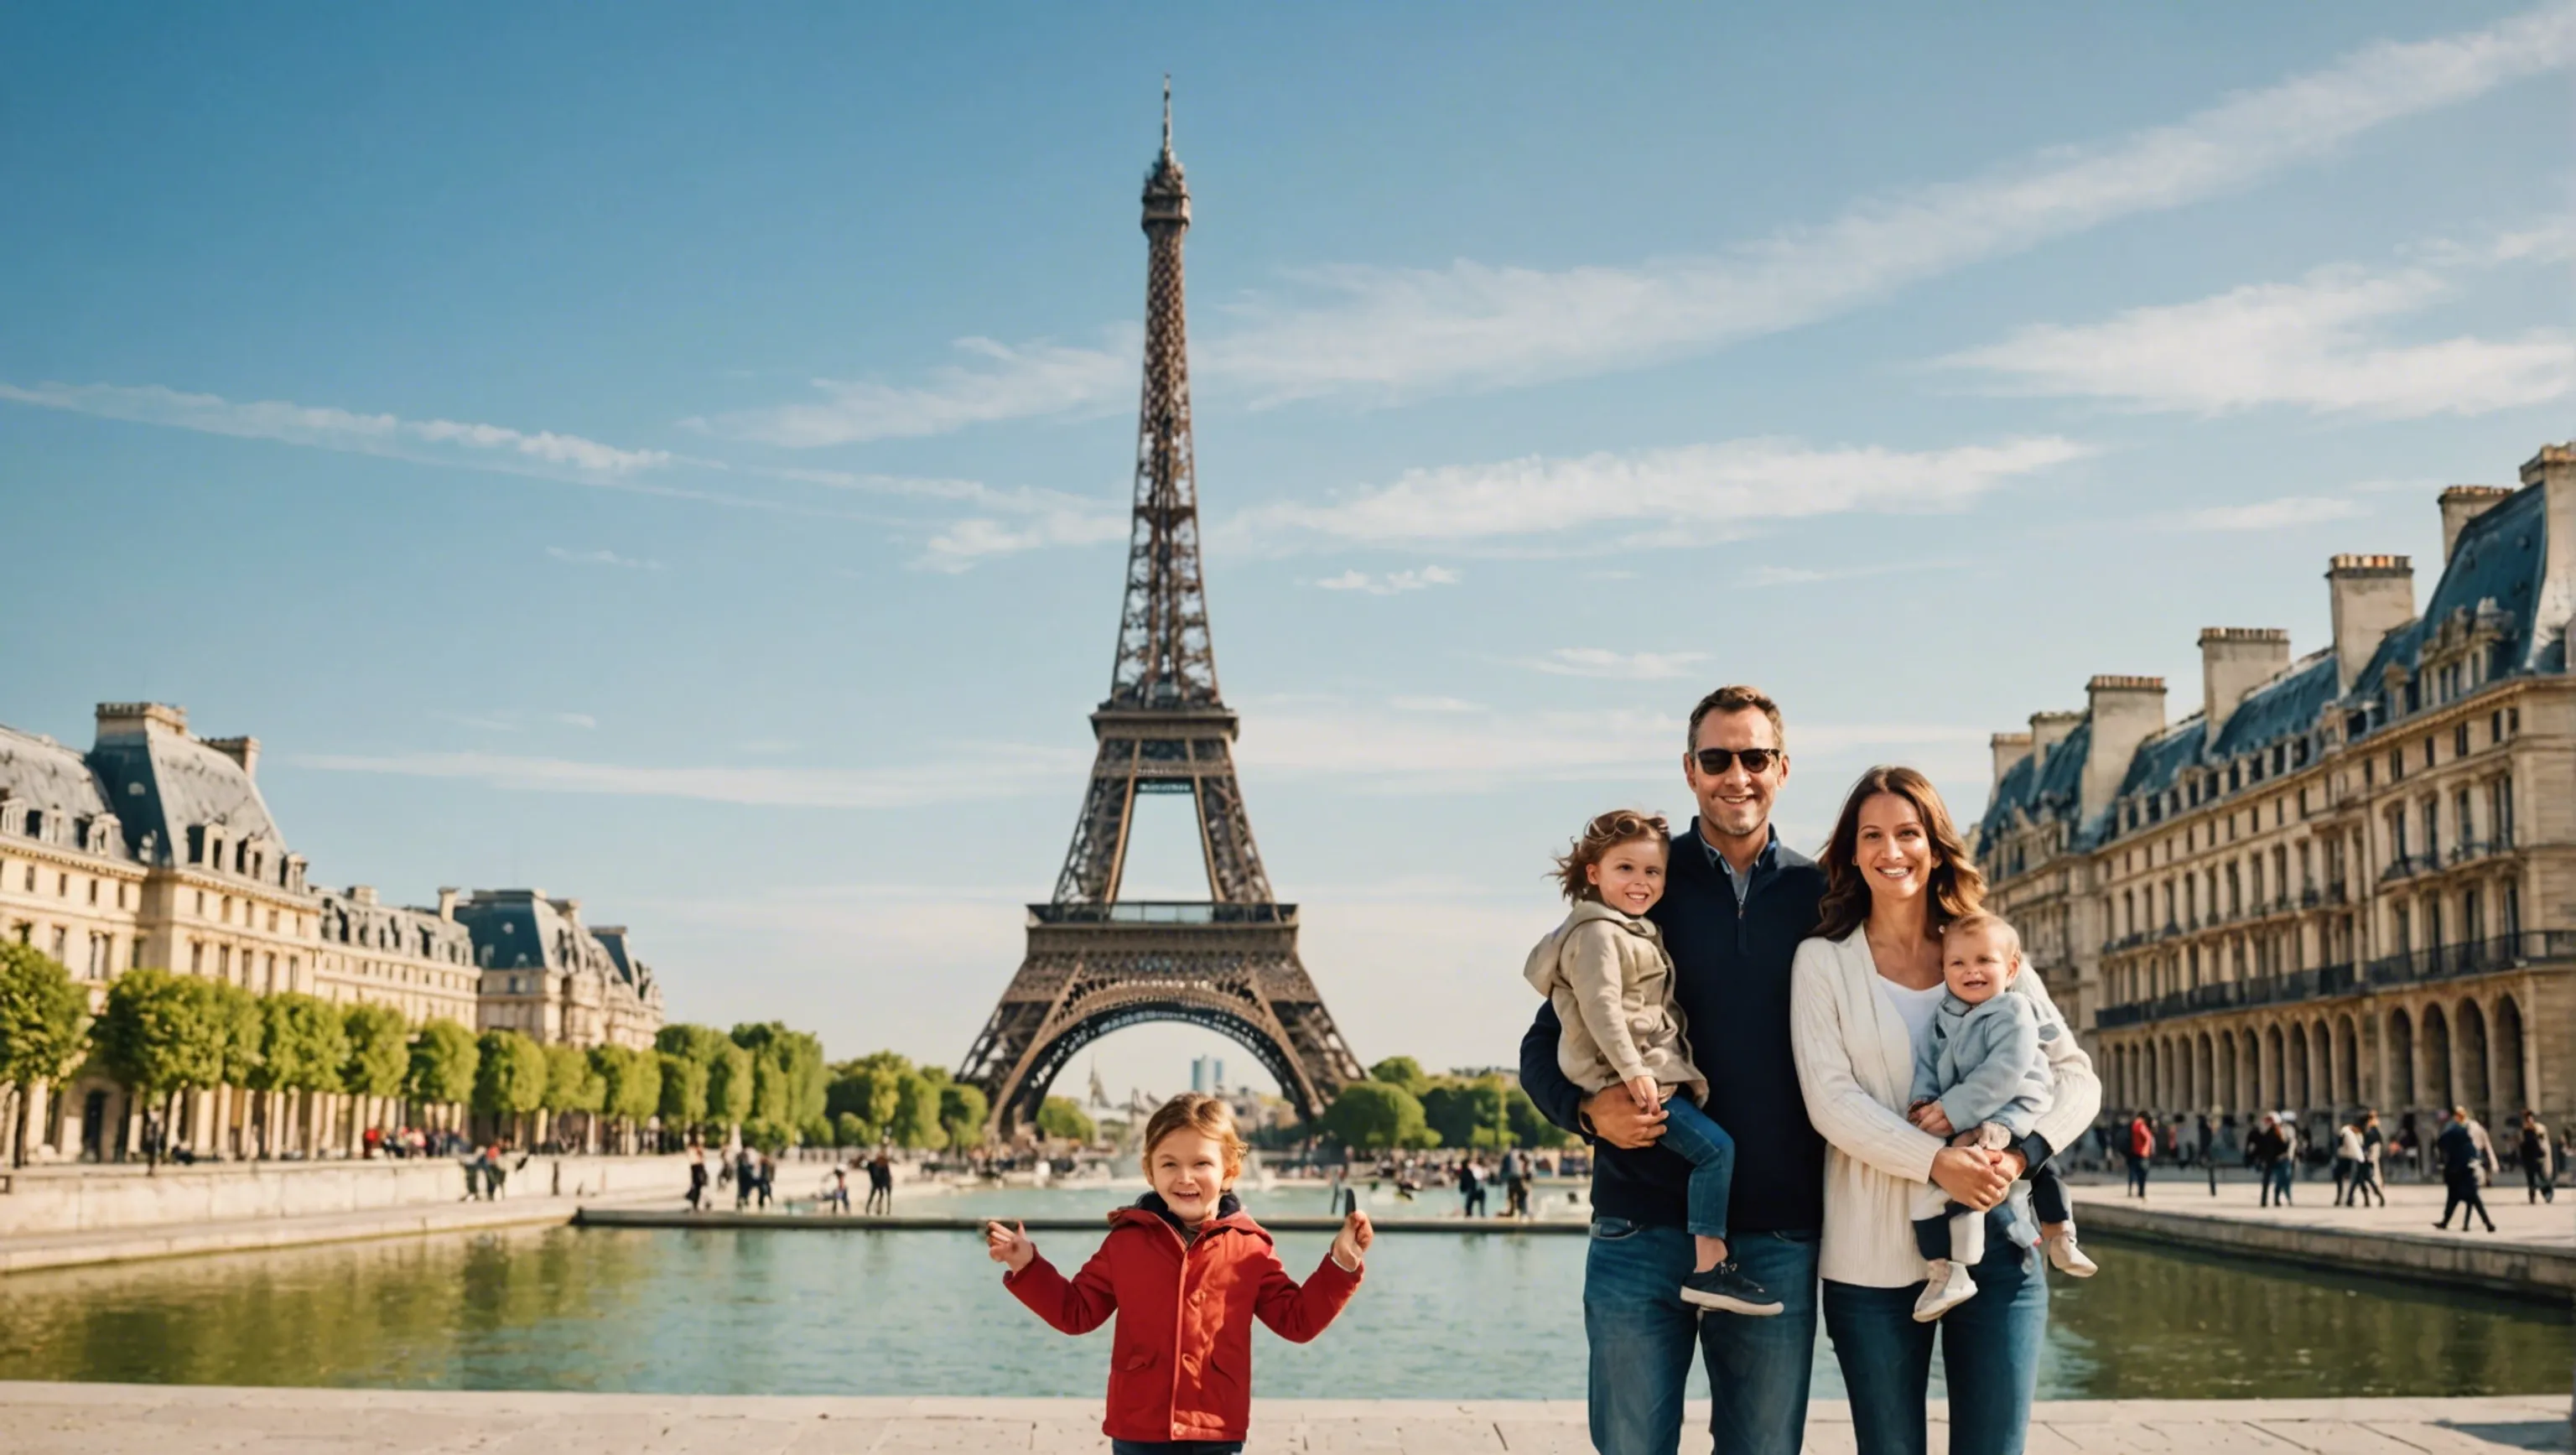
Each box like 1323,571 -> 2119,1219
1523,900 -> 1708,1102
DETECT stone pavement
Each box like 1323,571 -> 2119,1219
1,1385 -> 2565,1454
2070,1175 -> 2570,1248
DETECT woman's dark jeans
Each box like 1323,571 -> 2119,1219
1823,1222 -> 2048,1455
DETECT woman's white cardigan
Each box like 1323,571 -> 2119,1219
1789,927 -> 2102,1287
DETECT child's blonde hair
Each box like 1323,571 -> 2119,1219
1552,809 -> 1670,903
1141,1092 -> 1249,1180
1944,909 -> 2024,961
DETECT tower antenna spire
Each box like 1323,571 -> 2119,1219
1161,75 -> 1172,156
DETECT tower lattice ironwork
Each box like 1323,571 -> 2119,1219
959,86 -> 1363,1136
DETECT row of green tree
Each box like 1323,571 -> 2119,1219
0,943 -> 878,1170
1314,1057 -> 1573,1153
818,1050 -> 997,1153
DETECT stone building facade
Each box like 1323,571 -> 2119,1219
454,889 -> 662,1052
0,700 -> 666,1161
1976,444 -> 2574,1151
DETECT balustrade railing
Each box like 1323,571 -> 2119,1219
2088,935 -> 2571,1031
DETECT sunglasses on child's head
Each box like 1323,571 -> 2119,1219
1692,747 -> 1779,775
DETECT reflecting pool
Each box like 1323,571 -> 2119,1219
0,1187 -> 2559,1399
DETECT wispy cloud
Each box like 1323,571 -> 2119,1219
688,333 -> 1135,446
553,713 -> 600,730
2179,496 -> 2372,532
1228,436 -> 2089,551
1191,7 -> 2576,403
692,11 -> 2575,431
1513,648 -> 1712,681
1941,251 -> 2576,418
1389,696 -> 1487,715
917,502 -> 1132,573
547,546 -> 664,570
0,381 -> 673,478
1315,565 -> 1461,595
289,745 -> 1090,809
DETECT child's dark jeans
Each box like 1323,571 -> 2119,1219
1912,1162 -> 2072,1262
1111,1442 -> 1244,1455
1649,1089 -> 1737,1244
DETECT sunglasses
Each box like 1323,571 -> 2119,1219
1693,747 -> 1779,776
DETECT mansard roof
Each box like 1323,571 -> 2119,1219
454,888 -> 619,978
2116,717 -> 2208,801
87,712 -> 287,867
1981,466 -> 2565,854
315,886 -> 474,961
0,723 -> 117,844
2208,652 -> 2339,761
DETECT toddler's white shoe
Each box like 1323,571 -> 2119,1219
2044,1232 -> 2098,1278
1911,1259 -> 1976,1322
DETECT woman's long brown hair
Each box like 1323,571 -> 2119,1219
1812,765 -> 1987,942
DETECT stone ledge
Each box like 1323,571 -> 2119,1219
0,1384 -> 2563,1455
2072,1196 -> 2573,1300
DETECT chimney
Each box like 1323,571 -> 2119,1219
204,735 -> 261,779
437,887 -> 460,922
2198,627 -> 2291,740
1990,731 -> 2033,788
2028,711 -> 2082,770
2438,486 -> 2514,561
2524,443 -> 2575,652
2082,675 -> 2167,822
2326,555 -> 2416,694
94,702 -> 187,740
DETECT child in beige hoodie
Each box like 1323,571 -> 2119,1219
1524,809 -> 1781,1316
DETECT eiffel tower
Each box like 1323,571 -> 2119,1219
959,85 -> 1363,1138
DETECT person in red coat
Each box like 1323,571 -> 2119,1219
987,1092 -> 1374,1454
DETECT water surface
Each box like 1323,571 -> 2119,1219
0,1185 -> 2558,1399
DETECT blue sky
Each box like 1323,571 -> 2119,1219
4,5 -> 2569,1102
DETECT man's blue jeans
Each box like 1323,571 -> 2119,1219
1585,1217 -> 1820,1455
1820,1224 -> 2047,1455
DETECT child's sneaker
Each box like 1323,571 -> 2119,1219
1680,1261 -> 1784,1316
1912,1259 -> 1976,1322
2044,1232 -> 2098,1278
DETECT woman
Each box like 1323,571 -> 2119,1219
1790,766 -> 2100,1455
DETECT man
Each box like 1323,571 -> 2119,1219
1520,685 -> 2027,1455
2351,1109 -> 2386,1207
2433,1106 -> 2498,1232
2520,1111 -> 2556,1204
2127,1110 -> 2153,1198
1520,685 -> 1824,1455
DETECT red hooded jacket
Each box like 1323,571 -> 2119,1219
1003,1195 -> 1362,1443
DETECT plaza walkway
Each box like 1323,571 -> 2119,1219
2070,1174 -> 2570,1248
1,1384 -> 2563,1453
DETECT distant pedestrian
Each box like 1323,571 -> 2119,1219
866,1148 -> 894,1214
2126,1110 -> 2153,1198
2250,1115 -> 2293,1208
686,1141 -> 709,1212
735,1147 -> 757,1210
829,1162 -> 852,1213
2433,1107 -> 2498,1232
2523,1112 -> 2558,1204
1457,1156 -> 1484,1219
756,1151 -> 776,1210
2331,1121 -> 2360,1205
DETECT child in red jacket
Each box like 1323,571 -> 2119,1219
986,1092 -> 1374,1455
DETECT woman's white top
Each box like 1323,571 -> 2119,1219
1881,979 -> 1946,1055
1790,926 -> 2101,1287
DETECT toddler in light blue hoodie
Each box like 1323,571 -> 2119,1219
1904,911 -> 2096,1322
